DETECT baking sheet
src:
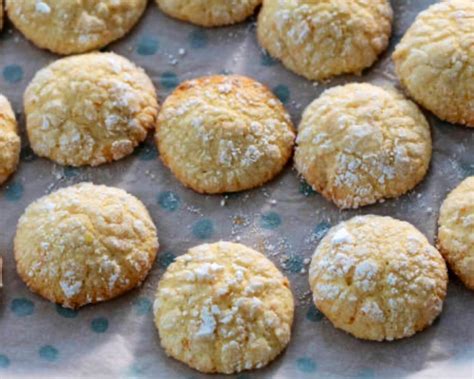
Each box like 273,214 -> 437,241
0,1 -> 473,378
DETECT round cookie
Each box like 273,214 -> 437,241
156,0 -> 261,27
24,52 -> 159,167
393,0 -> 474,127
156,75 -> 295,194
437,177 -> 474,290
154,241 -> 294,374
309,215 -> 448,341
0,95 -> 21,185
15,183 -> 159,309
257,0 -> 393,81
6,0 -> 147,55
294,83 -> 432,209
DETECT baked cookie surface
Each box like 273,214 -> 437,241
295,83 -> 431,209
156,0 -> 261,27
0,95 -> 21,185
6,0 -> 147,55
24,52 -> 158,167
393,0 -> 474,127
257,0 -> 393,81
309,215 -> 448,341
154,241 -> 294,374
438,177 -> 474,290
15,183 -> 159,309
156,75 -> 295,194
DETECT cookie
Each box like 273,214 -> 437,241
294,83 -> 432,209
156,0 -> 261,27
437,177 -> 474,290
14,183 -> 159,309
6,0 -> 147,55
393,0 -> 474,127
156,75 -> 295,194
154,241 -> 294,374
24,52 -> 158,167
257,0 -> 393,81
309,215 -> 448,341
0,95 -> 21,185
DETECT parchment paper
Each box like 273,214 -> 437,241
0,1 -> 473,378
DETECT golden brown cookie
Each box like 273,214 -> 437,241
6,0 -> 147,55
393,0 -> 474,126
438,177 -> 474,290
15,183 -> 159,309
24,52 -> 159,167
295,83 -> 432,209
154,241 -> 294,374
156,75 -> 295,194
257,0 -> 393,81
309,215 -> 448,341
156,0 -> 261,27
0,95 -> 21,185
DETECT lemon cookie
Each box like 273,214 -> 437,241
156,75 -> 295,194
393,0 -> 474,127
6,0 -> 147,55
0,95 -> 21,185
14,183 -> 159,309
156,0 -> 261,27
294,83 -> 431,209
257,0 -> 393,81
438,177 -> 474,290
309,215 -> 448,341
154,241 -> 294,374
24,52 -> 158,167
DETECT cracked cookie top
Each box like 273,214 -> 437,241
24,52 -> 159,167
309,215 -> 448,341
295,83 -> 431,209
14,183 -> 159,309
155,75 -> 295,194
393,0 -> 474,127
257,0 -> 393,81
154,241 -> 294,374
6,0 -> 147,55
156,0 -> 261,27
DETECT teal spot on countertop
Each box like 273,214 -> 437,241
260,212 -> 282,230
135,141 -> 157,161
273,84 -> 290,104
125,360 -> 153,378
38,345 -> 58,362
136,36 -> 159,56
158,251 -> 176,268
20,146 -> 37,162
3,64 -> 23,83
133,297 -> 152,316
158,191 -> 181,212
260,50 -> 277,67
0,355 -> 10,368
283,255 -> 304,273
306,304 -> 324,322
355,368 -> 376,379
314,222 -> 331,240
236,374 -> 250,379
460,162 -> 474,177
55,304 -> 78,319
160,72 -> 179,90
192,219 -> 214,239
189,29 -> 208,49
11,298 -> 34,317
63,167 -> 80,179
4,181 -> 24,201
296,357 -> 317,373
299,181 -> 316,197
91,317 -> 109,333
